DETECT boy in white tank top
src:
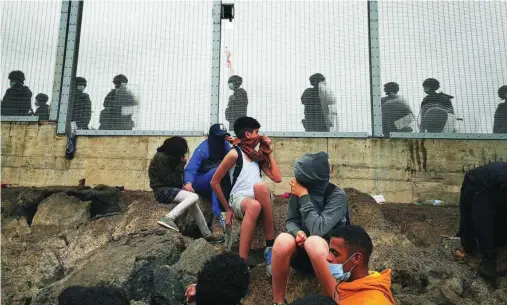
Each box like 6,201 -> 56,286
211,117 -> 282,276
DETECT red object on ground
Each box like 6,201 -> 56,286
280,192 -> 290,199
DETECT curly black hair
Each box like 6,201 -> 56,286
58,285 -> 130,305
330,225 -> 373,262
195,253 -> 250,305
290,295 -> 335,305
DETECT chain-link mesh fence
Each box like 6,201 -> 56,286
219,1 -> 371,135
379,1 -> 507,136
69,0 -> 213,132
2,1 -> 506,137
1,1 -> 62,120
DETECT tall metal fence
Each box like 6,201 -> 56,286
1,0 -> 506,140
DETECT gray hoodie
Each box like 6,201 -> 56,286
285,152 -> 348,237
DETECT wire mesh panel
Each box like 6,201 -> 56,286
379,1 -> 507,136
218,1 -> 371,135
71,0 -> 212,132
0,1 -> 62,120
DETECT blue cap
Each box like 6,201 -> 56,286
209,123 -> 229,137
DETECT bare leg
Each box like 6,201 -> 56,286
305,236 -> 333,297
253,182 -> 275,240
239,198 -> 261,261
272,233 -> 297,303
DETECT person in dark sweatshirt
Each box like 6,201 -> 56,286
225,75 -> 248,131
34,93 -> 50,120
381,82 -> 414,136
493,85 -> 507,134
456,161 -> 507,280
70,77 -> 92,129
1,70 -> 32,116
148,136 -> 223,244
419,78 -> 455,133
99,74 -> 135,130
271,151 -> 348,304
301,73 -> 329,132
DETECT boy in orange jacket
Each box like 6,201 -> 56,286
303,225 -> 394,305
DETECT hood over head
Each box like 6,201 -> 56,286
294,151 -> 330,193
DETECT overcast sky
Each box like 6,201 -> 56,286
1,0 -> 506,133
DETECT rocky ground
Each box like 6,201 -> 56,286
1,186 -> 506,305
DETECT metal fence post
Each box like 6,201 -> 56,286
368,0 -> 383,137
49,1 -> 71,121
57,1 -> 82,134
210,1 -> 222,126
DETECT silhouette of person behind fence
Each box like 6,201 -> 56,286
419,78 -> 455,133
34,93 -> 50,120
99,74 -> 136,130
1,70 -> 32,116
225,75 -> 248,131
70,77 -> 92,129
381,82 -> 414,136
493,85 -> 507,134
301,73 -> 329,132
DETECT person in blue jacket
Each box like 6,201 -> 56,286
183,123 -> 232,218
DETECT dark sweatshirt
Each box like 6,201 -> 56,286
1,83 -> 32,116
148,152 -> 185,196
285,152 -> 348,237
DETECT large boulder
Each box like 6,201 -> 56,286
152,265 -> 185,305
1,186 -> 91,223
60,215 -> 123,271
172,238 -> 222,287
31,193 -> 90,227
112,196 -> 214,241
67,185 -> 122,217
1,225 -> 69,305
32,233 -> 187,305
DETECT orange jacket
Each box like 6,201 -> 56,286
336,269 -> 395,305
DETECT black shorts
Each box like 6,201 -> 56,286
290,246 -> 315,274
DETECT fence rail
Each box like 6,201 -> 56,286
1,0 -> 506,140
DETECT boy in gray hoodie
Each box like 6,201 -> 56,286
270,152 -> 348,305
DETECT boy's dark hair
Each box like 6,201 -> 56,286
58,285 -> 130,305
383,82 -> 399,94
196,253 -> 250,305
157,136 -> 189,158
330,225 -> 373,262
290,295 -> 335,305
233,116 -> 261,139
422,78 -> 440,90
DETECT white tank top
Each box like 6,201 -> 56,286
229,150 -> 262,197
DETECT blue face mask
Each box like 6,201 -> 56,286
328,252 -> 358,281
9,81 -> 16,87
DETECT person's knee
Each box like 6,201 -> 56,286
189,193 -> 200,203
253,182 -> 270,196
304,236 -> 328,258
243,200 -> 261,218
273,233 -> 297,256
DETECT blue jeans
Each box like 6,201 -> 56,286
194,167 -> 222,217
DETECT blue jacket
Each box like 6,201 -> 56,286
184,139 -> 231,184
